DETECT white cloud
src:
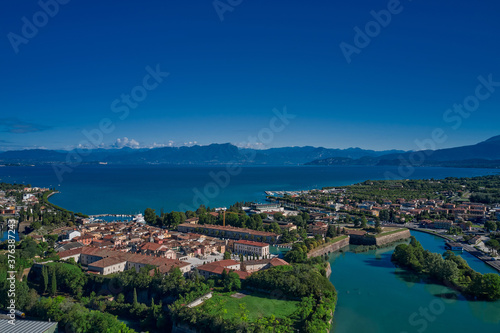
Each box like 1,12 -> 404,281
113,137 -> 140,149
236,142 -> 266,149
149,140 -> 175,148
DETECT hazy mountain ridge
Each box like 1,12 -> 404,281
0,144 -> 405,165
306,136 -> 500,168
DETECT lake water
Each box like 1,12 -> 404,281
329,230 -> 500,333
1,165 -> 500,331
0,165 -> 497,215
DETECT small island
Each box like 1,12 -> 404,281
392,237 -> 500,301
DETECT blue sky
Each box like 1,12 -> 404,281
1,0 -> 499,151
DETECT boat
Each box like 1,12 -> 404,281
133,213 -> 146,223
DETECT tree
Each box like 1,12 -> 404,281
223,271 -> 241,292
166,211 -> 184,229
480,273 -> 500,301
379,210 -> 390,221
326,225 -> 336,238
269,221 -> 281,234
50,269 -> 57,296
223,251 -> 231,260
485,239 -> 500,255
116,293 -> 125,303
133,287 -> 138,306
144,208 -> 156,224
485,221 -> 497,232
360,216 -> 368,229
273,212 -> 284,221
42,266 -> 49,293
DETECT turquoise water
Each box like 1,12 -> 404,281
329,231 -> 500,333
269,245 -> 290,258
0,165 -> 496,215
0,230 -> 19,242
1,165 -> 500,331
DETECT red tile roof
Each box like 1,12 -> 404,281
140,242 -> 162,251
235,240 -> 269,248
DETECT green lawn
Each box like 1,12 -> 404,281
205,292 -> 300,321
375,228 -> 408,238
330,235 -> 348,243
46,261 -> 82,273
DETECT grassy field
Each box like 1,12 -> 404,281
375,228 -> 408,238
46,261 -> 82,273
205,292 -> 300,321
330,235 -> 348,242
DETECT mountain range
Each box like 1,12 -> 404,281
0,144 -> 404,166
1,135 -> 499,168
306,135 -> 500,168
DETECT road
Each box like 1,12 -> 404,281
463,244 -> 500,271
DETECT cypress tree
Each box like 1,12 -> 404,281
50,269 -> 57,296
133,287 -> 138,306
42,266 -> 49,293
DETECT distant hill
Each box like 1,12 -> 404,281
306,135 -> 500,168
4,136 -> 499,168
0,144 -> 405,166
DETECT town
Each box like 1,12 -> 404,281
1,175 -> 500,332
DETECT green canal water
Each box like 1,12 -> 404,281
328,231 -> 500,333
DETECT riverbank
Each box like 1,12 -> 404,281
328,231 -> 500,333
392,237 -> 500,301
405,226 -> 500,273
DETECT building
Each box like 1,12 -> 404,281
234,240 -> 270,257
58,246 -> 191,275
445,242 -> 463,252
307,222 -> 328,236
197,259 -> 249,279
468,235 -> 481,245
185,217 -> 200,224
177,223 -> 279,243
250,203 -> 283,213
0,319 -> 58,333
88,257 -> 127,275
432,220 -> 454,230
55,241 -> 84,253
61,230 -> 81,241
22,193 -> 35,201
241,257 -> 289,273
73,234 -> 94,246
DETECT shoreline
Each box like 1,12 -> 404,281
408,227 -> 500,273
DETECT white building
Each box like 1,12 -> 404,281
23,193 -> 35,201
234,240 -> 270,257
62,230 -> 81,241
